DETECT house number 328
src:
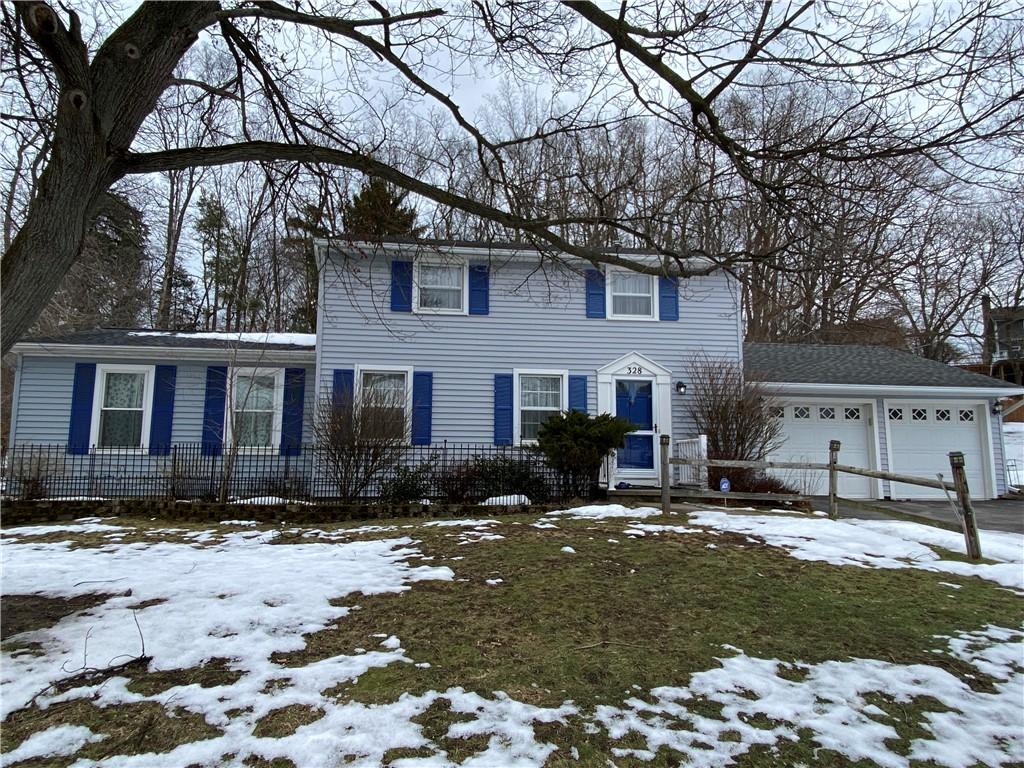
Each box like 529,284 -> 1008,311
625,365 -> 643,375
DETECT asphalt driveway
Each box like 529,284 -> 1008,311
826,496 -> 1024,534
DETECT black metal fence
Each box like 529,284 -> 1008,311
1,442 -> 583,504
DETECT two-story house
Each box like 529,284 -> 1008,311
7,239 -> 1021,499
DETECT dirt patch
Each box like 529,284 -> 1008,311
252,704 -> 325,738
1,592 -> 118,640
126,657 -> 242,696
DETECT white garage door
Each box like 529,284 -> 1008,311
886,403 -> 990,499
768,402 -> 874,498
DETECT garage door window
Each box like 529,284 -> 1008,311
912,408 -> 927,421
959,408 -> 975,422
793,406 -> 810,419
888,408 -> 903,421
844,406 -> 861,421
935,408 -> 951,422
769,406 -> 784,419
818,406 -> 835,420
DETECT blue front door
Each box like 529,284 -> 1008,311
616,380 -> 654,469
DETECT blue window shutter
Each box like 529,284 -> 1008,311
568,375 -> 588,414
468,264 -> 489,315
149,365 -> 176,455
201,366 -> 228,456
332,369 -> 355,409
280,368 -> 305,456
67,362 -> 96,454
585,269 -> 606,318
391,260 -> 413,312
411,371 -> 433,445
494,374 -> 513,445
659,276 -> 679,321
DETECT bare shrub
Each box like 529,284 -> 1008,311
312,384 -> 408,502
687,353 -> 790,493
9,452 -> 52,500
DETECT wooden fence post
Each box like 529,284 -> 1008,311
660,435 -> 671,515
828,440 -> 841,520
948,451 -> 982,560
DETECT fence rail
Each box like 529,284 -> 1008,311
1,442 -> 582,504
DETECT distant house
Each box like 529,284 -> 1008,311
7,239 -> 1022,499
986,305 -> 1024,387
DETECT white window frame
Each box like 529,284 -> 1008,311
606,268 -> 659,321
354,364 -> 414,441
513,368 -> 568,445
226,367 -> 285,453
413,258 -> 469,315
89,364 -> 155,451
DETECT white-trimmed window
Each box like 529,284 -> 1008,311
229,368 -> 284,449
515,369 -> 568,442
91,364 -> 154,449
414,260 -> 467,313
607,270 -> 657,320
357,366 -> 412,439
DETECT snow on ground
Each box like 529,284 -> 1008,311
0,520 -> 129,538
482,494 -> 531,506
0,725 -> 105,765
689,511 -> 1024,590
545,504 -> 661,520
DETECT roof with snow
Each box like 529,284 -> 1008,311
19,328 -> 316,351
744,342 -> 1017,389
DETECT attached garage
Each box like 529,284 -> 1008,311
745,343 -> 1022,500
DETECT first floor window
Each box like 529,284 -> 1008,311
609,270 -> 655,318
519,373 -> 563,441
97,370 -> 147,448
232,370 -> 280,448
416,262 -> 465,312
360,370 -> 408,439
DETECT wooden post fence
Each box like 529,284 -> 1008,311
949,451 -> 982,560
827,440 -> 840,520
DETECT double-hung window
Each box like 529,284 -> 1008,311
608,270 -> 656,319
359,368 -> 410,439
415,261 -> 466,313
230,368 -> 283,449
516,370 -> 567,442
92,365 -> 153,449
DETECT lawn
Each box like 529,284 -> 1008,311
1,505 -> 1021,767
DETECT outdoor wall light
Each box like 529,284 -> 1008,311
991,402 -> 1003,415
675,381 -> 687,395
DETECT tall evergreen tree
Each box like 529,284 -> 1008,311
342,178 -> 422,239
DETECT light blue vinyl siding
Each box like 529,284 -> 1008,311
317,249 -> 744,442
11,356 -> 316,447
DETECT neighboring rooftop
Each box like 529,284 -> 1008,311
744,342 -> 1019,390
17,328 -> 316,351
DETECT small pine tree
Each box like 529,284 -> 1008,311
342,177 -> 423,239
537,411 -> 636,498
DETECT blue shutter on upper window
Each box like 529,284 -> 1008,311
411,371 -> 433,445
280,368 -> 305,456
149,365 -> 176,455
494,374 -> 513,445
468,264 -> 489,315
585,269 -> 606,318
201,366 -> 228,456
659,276 -> 679,321
391,260 -> 413,312
332,369 -> 355,409
67,362 -> 96,454
568,375 -> 588,414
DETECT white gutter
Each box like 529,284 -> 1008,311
12,343 -> 316,365
761,381 -> 1024,398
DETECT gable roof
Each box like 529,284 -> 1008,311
744,342 -> 1018,391
16,328 -> 316,352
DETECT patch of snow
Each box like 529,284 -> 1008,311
625,523 -> 698,536
2,522 -> 128,538
229,496 -> 310,505
482,494 -> 531,506
486,578 -> 504,586
547,504 -> 661,520
561,546 -> 576,554
532,521 -> 559,529
218,519 -> 259,527
380,635 -> 402,650
128,330 -> 316,346
0,725 -> 104,765
422,519 -> 498,528
689,511 -> 1024,589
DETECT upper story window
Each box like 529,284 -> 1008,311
359,368 -> 410,439
516,370 -> 567,442
92,365 -> 153,448
415,261 -> 467,313
230,368 -> 283,449
608,270 -> 656,319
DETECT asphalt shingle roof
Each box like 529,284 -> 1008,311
744,342 -> 1016,390
19,328 -> 316,352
